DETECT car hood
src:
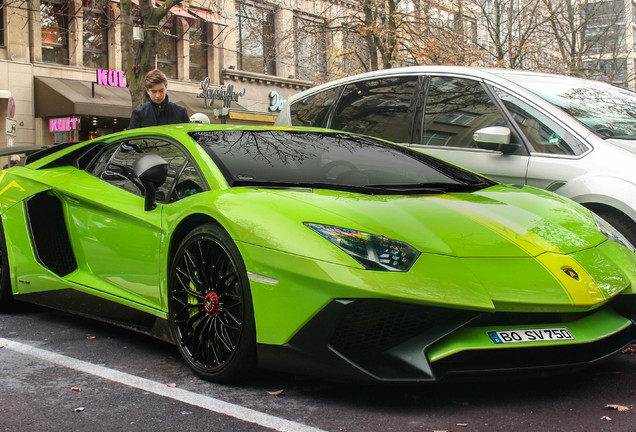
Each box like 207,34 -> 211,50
222,184 -> 605,259
606,137 -> 636,154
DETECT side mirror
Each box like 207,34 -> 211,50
133,154 -> 168,211
473,126 -> 519,155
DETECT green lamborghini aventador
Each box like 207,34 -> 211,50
0,124 -> 634,383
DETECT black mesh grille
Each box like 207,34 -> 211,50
330,299 -> 471,355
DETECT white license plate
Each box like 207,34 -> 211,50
488,327 -> 575,344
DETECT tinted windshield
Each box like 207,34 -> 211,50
499,73 -> 636,139
190,130 -> 495,194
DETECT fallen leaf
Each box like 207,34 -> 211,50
621,344 -> 635,355
267,389 -> 284,396
71,387 -> 82,392
456,423 -> 469,427
167,383 -> 177,388
85,336 -> 96,340
600,415 -> 613,421
606,404 -> 631,412
74,407 -> 85,412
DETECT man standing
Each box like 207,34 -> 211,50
128,69 -> 189,129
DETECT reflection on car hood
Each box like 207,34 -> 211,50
228,184 -> 604,259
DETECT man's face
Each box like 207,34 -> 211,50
146,83 -> 167,104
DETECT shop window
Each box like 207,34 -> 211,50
41,0 -> 69,65
294,14 -> 327,81
83,0 -> 109,69
157,15 -> 177,78
189,20 -> 208,82
236,1 -> 275,75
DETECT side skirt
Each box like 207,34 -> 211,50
15,289 -> 174,343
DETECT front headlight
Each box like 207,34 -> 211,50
305,223 -> 420,271
592,213 -> 635,252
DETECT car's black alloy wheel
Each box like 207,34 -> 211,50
168,223 -> 255,382
0,220 -> 13,310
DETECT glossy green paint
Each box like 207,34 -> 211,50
0,124 -> 634,353
426,306 -> 632,362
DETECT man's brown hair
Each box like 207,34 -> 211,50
144,69 -> 168,89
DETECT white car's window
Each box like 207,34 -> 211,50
290,86 -> 342,127
494,88 -> 588,156
330,77 -> 419,143
422,77 -> 510,148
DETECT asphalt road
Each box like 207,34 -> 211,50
0,302 -> 634,432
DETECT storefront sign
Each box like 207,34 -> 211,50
49,117 -> 80,132
96,69 -> 127,88
269,91 -> 286,112
197,78 -> 245,108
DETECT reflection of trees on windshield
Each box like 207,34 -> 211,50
190,130 -> 493,189
542,86 -> 636,138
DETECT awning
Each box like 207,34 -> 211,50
34,76 -> 245,122
188,8 -> 226,26
35,76 -> 133,118
0,90 -> 11,99
156,1 -> 193,19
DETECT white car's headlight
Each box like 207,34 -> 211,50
592,213 -> 635,252
305,223 -> 420,271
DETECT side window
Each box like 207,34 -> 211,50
330,77 -> 419,143
289,86 -> 342,127
422,77 -> 508,148
88,138 -> 206,203
493,88 -> 589,156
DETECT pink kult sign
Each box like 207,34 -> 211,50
96,69 -> 127,87
49,117 -> 79,132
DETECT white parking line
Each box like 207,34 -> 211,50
0,337 -> 326,432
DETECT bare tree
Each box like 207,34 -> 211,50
541,0 -> 632,85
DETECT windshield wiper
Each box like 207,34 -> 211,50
363,182 -> 492,193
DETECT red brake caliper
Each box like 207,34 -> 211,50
204,291 -> 219,316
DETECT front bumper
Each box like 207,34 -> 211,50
257,295 -> 636,383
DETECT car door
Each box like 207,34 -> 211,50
490,86 -> 591,191
61,136 -> 203,311
408,75 -> 531,185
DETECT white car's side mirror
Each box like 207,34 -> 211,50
473,126 -> 519,154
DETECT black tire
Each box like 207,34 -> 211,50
593,208 -> 636,247
0,220 -> 13,311
168,223 -> 256,383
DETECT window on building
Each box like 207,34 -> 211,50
157,15 -> 178,78
582,0 -> 625,55
235,1 -> 275,75
41,0 -> 69,65
294,14 -> 327,81
189,20 -> 208,82
83,0 -> 108,69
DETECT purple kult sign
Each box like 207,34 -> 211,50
96,69 -> 127,88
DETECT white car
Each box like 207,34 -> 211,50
276,66 -> 636,244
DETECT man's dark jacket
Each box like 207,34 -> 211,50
128,95 -> 189,129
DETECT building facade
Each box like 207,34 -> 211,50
1,0 -> 353,153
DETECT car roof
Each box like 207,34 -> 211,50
283,65 -> 597,105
